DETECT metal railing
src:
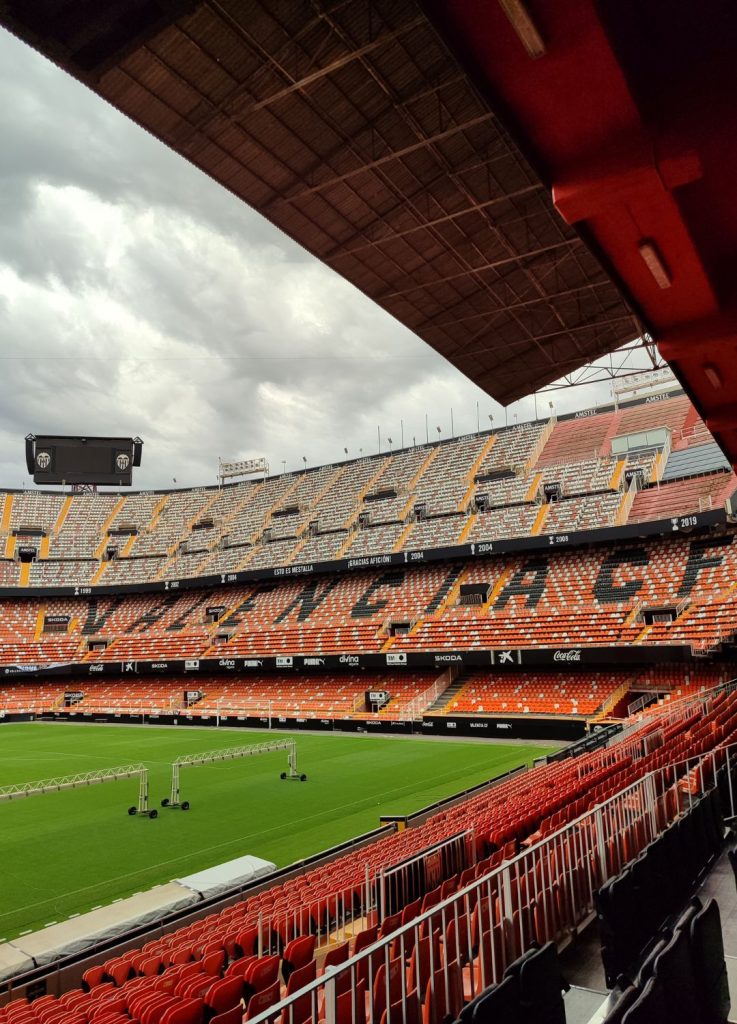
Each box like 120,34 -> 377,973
246,770 -> 668,1024
403,670 -> 453,720
248,683 -> 737,1023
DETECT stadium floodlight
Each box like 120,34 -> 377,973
218,457 -> 268,483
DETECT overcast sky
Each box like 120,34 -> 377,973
0,28 -> 654,491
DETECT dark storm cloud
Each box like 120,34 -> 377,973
0,28 -> 646,492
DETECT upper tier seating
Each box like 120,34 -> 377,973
536,412 -> 618,465
410,435 -> 488,516
616,394 -> 691,439
0,393 -> 734,589
9,491 -> 66,534
629,473 -> 736,522
49,494 -> 119,559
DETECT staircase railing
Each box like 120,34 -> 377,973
404,667 -> 457,720
614,473 -> 639,525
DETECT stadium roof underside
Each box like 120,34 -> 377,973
428,0 -> 737,471
0,0 -> 642,406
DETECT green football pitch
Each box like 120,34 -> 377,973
0,723 -> 555,941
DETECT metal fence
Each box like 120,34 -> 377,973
247,769 -> 670,1023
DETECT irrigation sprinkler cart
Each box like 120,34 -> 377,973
0,764 -> 157,818
127,765 -> 157,818
162,739 -> 306,810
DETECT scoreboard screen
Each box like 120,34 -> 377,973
26,435 -> 142,486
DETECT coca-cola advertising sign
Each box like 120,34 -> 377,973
553,650 -> 582,662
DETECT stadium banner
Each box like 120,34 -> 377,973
31,708 -> 584,741
0,507 -> 725,599
0,643 -> 691,679
420,715 -> 588,741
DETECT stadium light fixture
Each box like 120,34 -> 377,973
638,239 -> 672,289
704,364 -> 723,390
499,0 -> 547,58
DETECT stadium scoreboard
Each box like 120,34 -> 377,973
25,435 -> 143,486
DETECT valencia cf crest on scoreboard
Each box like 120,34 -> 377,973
25,434 -> 143,486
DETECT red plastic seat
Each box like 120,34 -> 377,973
320,941 -> 349,974
372,958 -> 404,1023
235,928 -> 259,958
224,957 -> 257,981
422,961 -> 463,1024
209,1009 -> 242,1024
328,979 -> 366,1024
380,989 -> 421,1024
244,982 -> 280,1021
281,936 -> 315,985
204,977 -> 243,1017
82,967 -> 107,992
280,960 -> 317,1024
243,956 -> 280,1001
202,950 -> 226,978
159,999 -> 204,1024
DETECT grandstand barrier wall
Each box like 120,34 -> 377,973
0,643 -> 693,680
542,723 -> 624,763
379,764 -> 528,831
6,709 -> 588,742
0,507 -> 725,598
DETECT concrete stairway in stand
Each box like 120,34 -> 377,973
426,671 -> 470,713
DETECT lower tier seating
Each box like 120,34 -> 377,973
0,674 -> 437,721
3,682 -> 736,1024
440,670 -> 625,717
